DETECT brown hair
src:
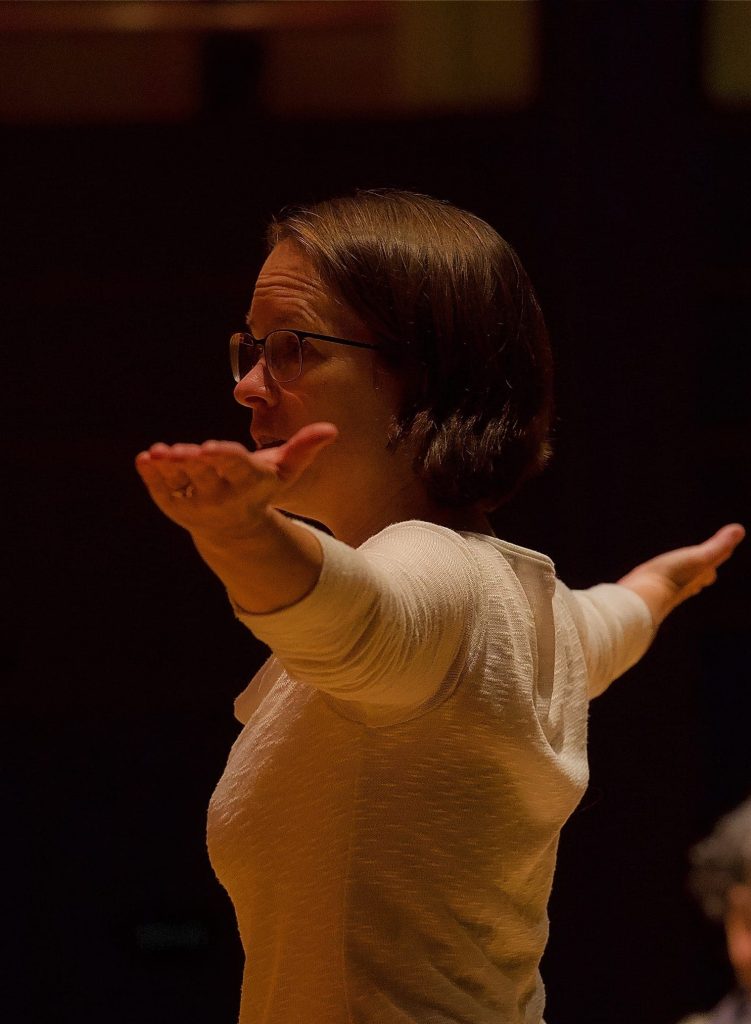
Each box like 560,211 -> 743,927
267,189 -> 553,510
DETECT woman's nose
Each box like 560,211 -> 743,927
233,358 -> 277,408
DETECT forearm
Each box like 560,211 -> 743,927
567,582 -> 655,698
191,508 -> 324,615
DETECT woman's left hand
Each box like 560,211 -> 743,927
618,523 -> 745,626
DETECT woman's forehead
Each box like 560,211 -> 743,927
250,242 -> 332,328
254,242 -> 326,300
250,240 -> 371,339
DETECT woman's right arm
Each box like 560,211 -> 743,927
135,425 -> 336,615
136,428 -> 477,713
229,520 -> 477,712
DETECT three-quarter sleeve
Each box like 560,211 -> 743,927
563,582 -> 656,698
230,521 -> 478,717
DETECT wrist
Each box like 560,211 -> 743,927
190,505 -> 280,553
617,573 -> 674,628
191,507 -> 324,615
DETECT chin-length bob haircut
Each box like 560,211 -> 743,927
266,189 -> 553,511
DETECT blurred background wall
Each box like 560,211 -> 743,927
2,2 -> 749,1022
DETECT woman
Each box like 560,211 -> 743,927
136,190 -> 743,1024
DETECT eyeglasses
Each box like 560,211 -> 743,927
229,329 -> 379,384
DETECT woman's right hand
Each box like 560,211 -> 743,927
134,422 -> 338,542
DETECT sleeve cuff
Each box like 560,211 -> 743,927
228,522 -> 378,652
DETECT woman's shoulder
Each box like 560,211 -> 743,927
363,519 -> 554,567
361,520 -> 558,597
360,518 -> 475,551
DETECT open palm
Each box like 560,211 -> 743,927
135,422 -> 338,539
618,524 -> 745,625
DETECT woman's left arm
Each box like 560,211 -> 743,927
617,524 -> 745,627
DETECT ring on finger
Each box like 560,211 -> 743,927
170,483 -> 195,499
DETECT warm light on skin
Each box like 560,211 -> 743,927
726,883 -> 751,992
234,240 -> 492,546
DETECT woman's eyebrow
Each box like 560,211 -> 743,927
244,313 -> 326,336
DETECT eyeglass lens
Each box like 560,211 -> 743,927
233,331 -> 303,383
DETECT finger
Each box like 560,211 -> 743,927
139,443 -> 201,488
146,442 -> 204,458
146,442 -> 181,460
624,523 -> 741,599
138,448 -> 224,495
273,422 -> 338,484
144,458 -> 194,491
167,443 -> 204,459
135,453 -> 182,503
137,455 -> 226,508
200,440 -> 251,457
698,523 -> 745,570
180,459 -> 228,495
675,524 -> 747,584
150,443 -> 250,491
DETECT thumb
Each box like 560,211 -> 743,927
273,422 -> 339,485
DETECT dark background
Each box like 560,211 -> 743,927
3,3 -> 749,1023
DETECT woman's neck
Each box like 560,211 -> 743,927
320,479 -> 494,547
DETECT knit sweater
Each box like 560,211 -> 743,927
207,520 -> 654,1024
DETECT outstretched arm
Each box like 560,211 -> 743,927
135,423 -> 338,614
568,524 -> 745,699
617,524 -> 745,627
136,426 -> 478,714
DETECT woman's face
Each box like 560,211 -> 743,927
234,240 -> 407,528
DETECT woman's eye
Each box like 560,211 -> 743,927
302,341 -> 324,361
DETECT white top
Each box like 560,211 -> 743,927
207,521 -> 654,1024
